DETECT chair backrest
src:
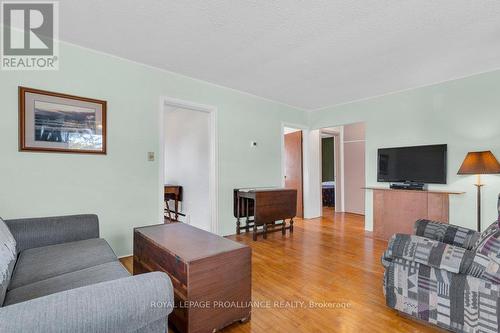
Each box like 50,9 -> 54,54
473,194 -> 500,252
0,217 -> 16,306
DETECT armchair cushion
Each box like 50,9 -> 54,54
5,215 -> 99,253
414,219 -> 480,250
9,238 -> 117,290
384,256 -> 500,333
386,234 -> 475,274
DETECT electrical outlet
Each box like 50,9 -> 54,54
147,152 -> 155,161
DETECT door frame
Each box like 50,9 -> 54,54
159,96 -> 219,233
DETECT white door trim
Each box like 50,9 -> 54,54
159,96 -> 219,234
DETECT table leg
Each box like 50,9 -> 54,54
174,197 -> 179,221
282,220 -> 286,235
263,224 -> 267,239
245,199 -> 250,226
165,200 -> 172,223
236,194 -> 241,235
290,218 -> 294,233
253,224 -> 257,241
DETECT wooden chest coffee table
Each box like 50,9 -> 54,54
133,223 -> 251,333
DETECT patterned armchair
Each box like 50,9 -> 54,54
382,196 -> 500,333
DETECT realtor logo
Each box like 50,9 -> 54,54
1,1 -> 59,70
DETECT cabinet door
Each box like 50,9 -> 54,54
427,193 -> 449,222
344,141 -> 365,215
380,191 -> 428,240
373,191 -> 385,239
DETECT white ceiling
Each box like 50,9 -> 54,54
60,1 -> 500,110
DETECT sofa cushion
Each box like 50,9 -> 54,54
9,238 -> 117,290
4,261 -> 130,306
0,217 -> 17,306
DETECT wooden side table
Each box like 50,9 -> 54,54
234,188 -> 297,240
164,185 -> 182,221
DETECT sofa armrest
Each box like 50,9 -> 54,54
4,214 -> 99,252
0,272 -> 173,333
386,234 -> 475,274
414,219 -> 480,250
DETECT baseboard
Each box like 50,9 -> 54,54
118,254 -> 132,260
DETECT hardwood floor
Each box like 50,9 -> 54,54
120,208 -> 444,333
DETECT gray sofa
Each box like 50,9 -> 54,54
0,214 -> 174,333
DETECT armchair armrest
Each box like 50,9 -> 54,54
5,214 -> 99,252
467,252 -> 500,284
414,219 -> 480,250
0,272 -> 174,333
386,234 -> 475,274
467,227 -> 500,284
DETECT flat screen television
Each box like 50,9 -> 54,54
377,144 -> 447,184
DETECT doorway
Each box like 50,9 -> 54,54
159,97 -> 218,233
319,122 -> 365,216
320,132 -> 337,216
283,127 -> 304,218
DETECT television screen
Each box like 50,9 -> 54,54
377,144 -> 447,184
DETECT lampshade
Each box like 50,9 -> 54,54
457,151 -> 500,175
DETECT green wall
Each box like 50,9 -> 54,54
0,43 -> 307,256
309,70 -> 500,232
321,138 -> 334,182
2,39 -> 500,250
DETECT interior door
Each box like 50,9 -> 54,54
284,131 -> 303,217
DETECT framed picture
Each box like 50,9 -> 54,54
19,87 -> 107,154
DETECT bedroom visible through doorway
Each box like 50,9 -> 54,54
321,133 -> 336,214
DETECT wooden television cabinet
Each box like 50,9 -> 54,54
365,187 -> 464,241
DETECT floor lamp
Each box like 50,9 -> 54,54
457,151 -> 500,232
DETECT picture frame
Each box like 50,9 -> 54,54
19,86 -> 107,154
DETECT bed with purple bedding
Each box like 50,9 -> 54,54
322,181 -> 335,207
